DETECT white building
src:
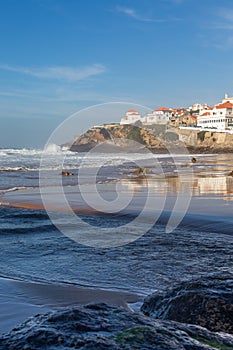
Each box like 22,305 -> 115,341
222,93 -> 233,103
145,107 -> 172,124
197,101 -> 233,130
120,110 -> 144,125
120,107 -> 171,125
189,103 -> 208,113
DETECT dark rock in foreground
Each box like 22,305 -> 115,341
141,274 -> 233,334
1,303 -> 233,349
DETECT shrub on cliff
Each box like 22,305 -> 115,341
127,127 -> 145,145
165,132 -> 179,142
197,131 -> 207,142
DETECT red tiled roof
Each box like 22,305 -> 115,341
215,102 -> 233,109
127,109 -> 138,113
154,106 -> 170,112
200,112 -> 211,116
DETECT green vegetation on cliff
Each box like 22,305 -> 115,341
127,127 -> 145,144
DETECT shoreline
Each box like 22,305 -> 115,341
187,146 -> 233,154
0,276 -> 142,335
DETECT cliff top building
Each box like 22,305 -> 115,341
120,107 -> 172,125
222,93 -> 233,103
197,95 -> 233,130
120,110 -> 143,125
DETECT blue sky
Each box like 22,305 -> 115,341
1,0 -> 233,147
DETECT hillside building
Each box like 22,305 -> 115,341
144,107 -> 172,124
120,110 -> 144,125
197,96 -> 233,130
120,107 -> 171,125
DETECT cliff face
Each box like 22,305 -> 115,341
178,129 -> 233,151
70,124 -> 165,152
70,124 -> 233,153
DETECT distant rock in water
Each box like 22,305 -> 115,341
191,157 -> 197,163
1,303 -> 233,349
60,171 -> 74,176
141,274 -> 233,334
132,166 -> 146,176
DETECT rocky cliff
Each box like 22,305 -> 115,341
70,124 -> 174,153
178,128 -> 233,152
69,124 -> 233,153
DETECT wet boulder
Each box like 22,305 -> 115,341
141,274 -> 233,334
1,303 -> 233,349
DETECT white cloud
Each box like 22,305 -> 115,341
0,86 -> 134,105
116,6 -> 164,23
208,6 -> 233,31
210,35 -> 233,50
204,7 -> 233,49
218,8 -> 233,23
116,6 -> 181,23
0,64 -> 106,81
208,8 -> 233,31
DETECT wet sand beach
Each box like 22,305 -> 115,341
2,174 -> 233,221
0,277 -> 141,334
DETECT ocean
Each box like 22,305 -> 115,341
0,146 -> 233,333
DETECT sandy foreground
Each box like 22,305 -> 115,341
0,277 -> 141,334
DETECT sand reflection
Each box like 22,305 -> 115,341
121,173 -> 233,199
